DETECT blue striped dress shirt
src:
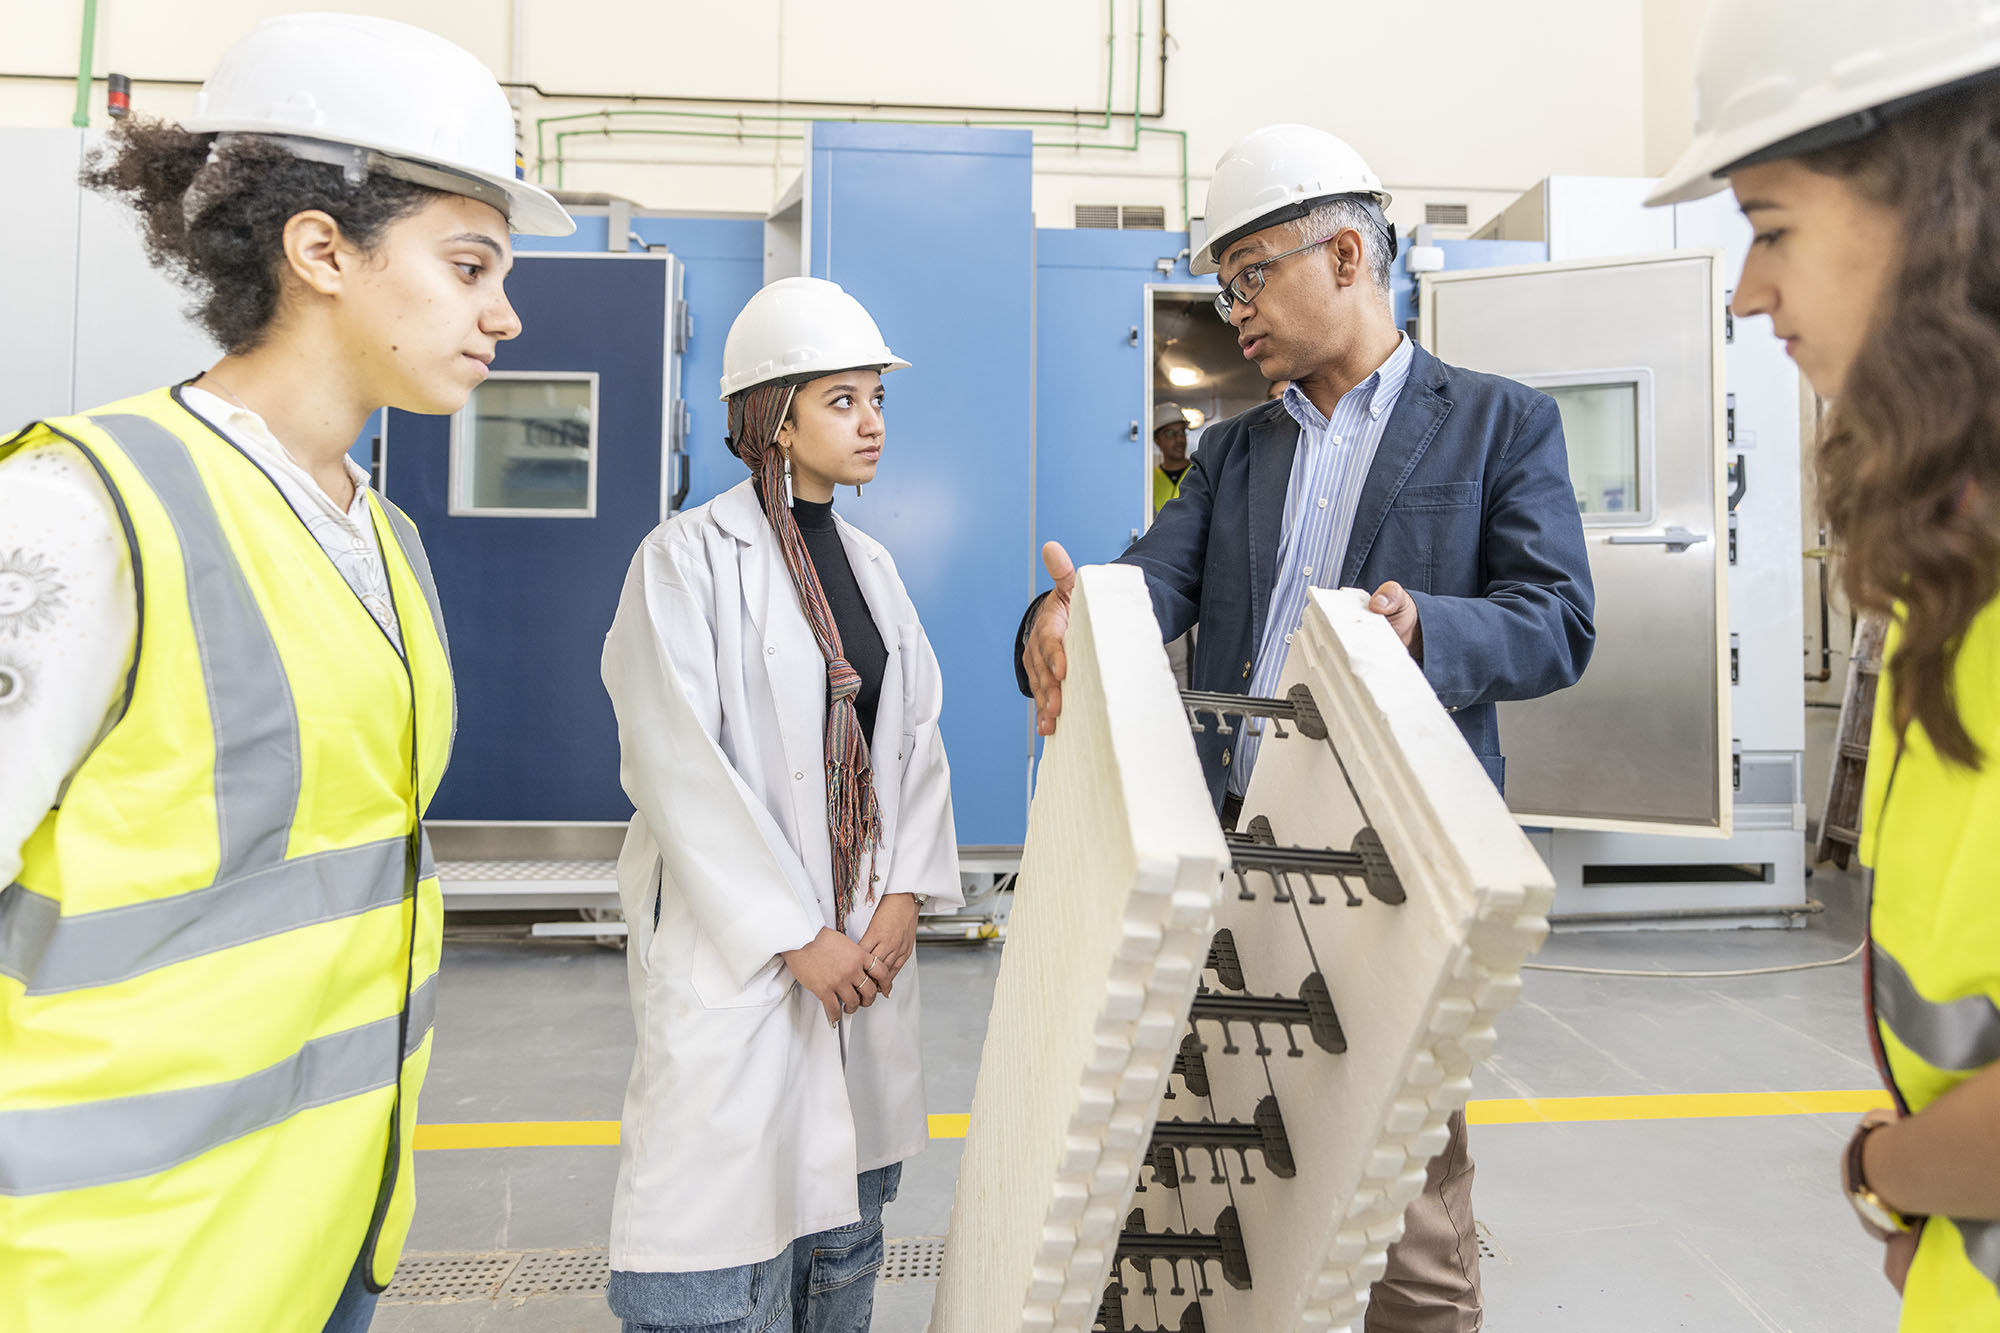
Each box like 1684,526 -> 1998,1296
1232,334 -> 1415,794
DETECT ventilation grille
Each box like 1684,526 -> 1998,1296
1073,204 -> 1168,230
883,1237 -> 947,1282
383,1240 -> 950,1303
1425,202 -> 1471,226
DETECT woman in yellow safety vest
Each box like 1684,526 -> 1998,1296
1652,2 -> 2000,1328
0,15 -> 570,1332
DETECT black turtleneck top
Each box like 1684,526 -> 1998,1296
791,495 -> 887,742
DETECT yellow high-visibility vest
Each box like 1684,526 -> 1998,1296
1153,464 -> 1186,516
0,386 -> 455,1330
1861,599 -> 2000,1332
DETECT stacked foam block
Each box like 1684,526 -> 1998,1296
933,579 -> 1553,1333
931,565 -> 1230,1333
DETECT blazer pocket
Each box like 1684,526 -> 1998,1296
1392,480 -> 1479,510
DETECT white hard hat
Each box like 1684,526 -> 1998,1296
182,13 -> 573,236
719,277 -> 909,400
1191,124 -> 1393,276
1648,0 -> 2000,206
1153,402 -> 1187,433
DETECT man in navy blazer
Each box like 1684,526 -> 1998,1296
1017,125 -> 1594,1332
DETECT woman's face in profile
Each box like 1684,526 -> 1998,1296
1728,158 -> 1903,400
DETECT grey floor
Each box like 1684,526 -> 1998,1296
374,864 -> 1900,1332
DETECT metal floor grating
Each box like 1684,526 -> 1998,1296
501,1249 -> 611,1297
384,1238 -> 947,1303
436,858 -> 618,883
881,1236 -> 946,1283
382,1252 -> 524,1302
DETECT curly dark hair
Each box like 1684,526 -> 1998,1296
1800,82 -> 2000,769
80,118 -> 445,355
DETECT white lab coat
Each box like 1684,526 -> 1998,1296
601,478 -> 964,1273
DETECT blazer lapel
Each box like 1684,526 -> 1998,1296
1246,405 -> 1300,648
1340,346 -> 1454,586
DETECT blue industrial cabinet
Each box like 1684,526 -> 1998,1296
802,123 -> 1038,847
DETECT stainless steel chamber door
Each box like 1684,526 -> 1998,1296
1420,251 -> 1730,836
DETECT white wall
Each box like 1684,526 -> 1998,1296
4,0 -> 1718,233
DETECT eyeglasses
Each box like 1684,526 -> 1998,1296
1214,235 -> 1335,321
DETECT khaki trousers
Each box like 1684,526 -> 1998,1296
1364,1110 -> 1482,1332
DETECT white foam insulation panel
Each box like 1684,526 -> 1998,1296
934,579 -> 1554,1333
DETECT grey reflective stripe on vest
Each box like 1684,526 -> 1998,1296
376,498 -> 457,745
0,836 -> 408,995
406,971 -> 438,1052
1872,941 -> 2000,1072
94,414 -> 302,882
0,991 -> 440,1197
1958,1218 -> 2000,1292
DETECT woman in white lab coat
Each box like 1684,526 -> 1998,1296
600,276 -> 963,1333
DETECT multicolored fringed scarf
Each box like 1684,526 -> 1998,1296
727,382 -> 883,929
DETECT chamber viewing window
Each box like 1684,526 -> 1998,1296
1521,368 -> 1656,523
450,373 -> 598,517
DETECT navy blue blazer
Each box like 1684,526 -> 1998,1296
1018,342 -> 1595,806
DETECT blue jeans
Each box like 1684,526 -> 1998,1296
322,1251 -> 378,1332
609,1163 -> 901,1332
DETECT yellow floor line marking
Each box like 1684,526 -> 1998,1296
411,1092 -> 1891,1151
1465,1089 -> 1892,1125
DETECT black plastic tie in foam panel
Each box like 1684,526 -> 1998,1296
1114,1206 -> 1254,1297
1179,684 -> 1327,744
1351,826 -> 1405,905
1300,972 -> 1347,1054
1147,1094 -> 1297,1187
1204,929 -> 1247,990
1190,972 -> 1346,1057
1166,1030 -> 1211,1101
1225,823 -> 1404,909
1095,1282 -> 1208,1333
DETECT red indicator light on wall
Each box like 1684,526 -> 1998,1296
107,73 -> 131,120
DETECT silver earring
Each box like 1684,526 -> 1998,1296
782,453 -> 794,507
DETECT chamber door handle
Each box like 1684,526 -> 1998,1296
1607,525 -> 1709,553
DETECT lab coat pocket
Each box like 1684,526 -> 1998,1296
689,927 -> 796,1009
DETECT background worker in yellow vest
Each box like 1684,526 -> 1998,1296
1150,402 -> 1198,685
1652,2 -> 2000,1327
1151,399 -> 1193,515
0,15 -> 571,1333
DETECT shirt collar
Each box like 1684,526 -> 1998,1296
1280,332 -> 1414,433
182,385 -> 372,497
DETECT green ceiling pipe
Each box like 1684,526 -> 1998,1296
72,0 -> 100,127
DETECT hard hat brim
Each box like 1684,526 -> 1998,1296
717,356 -> 911,402
1646,44 -> 2000,208
179,119 -> 577,236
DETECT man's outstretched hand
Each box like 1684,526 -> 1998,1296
1023,542 -> 1078,736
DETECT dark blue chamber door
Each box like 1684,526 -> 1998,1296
385,252 -> 678,821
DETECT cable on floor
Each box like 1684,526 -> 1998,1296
1521,938 -> 1866,979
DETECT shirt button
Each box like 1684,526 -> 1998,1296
1331,435 -> 1342,445
1285,633 -> 1293,644
794,771 -> 805,781
767,645 -> 777,655
1302,566 -> 1312,577
1318,498 -> 1329,509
